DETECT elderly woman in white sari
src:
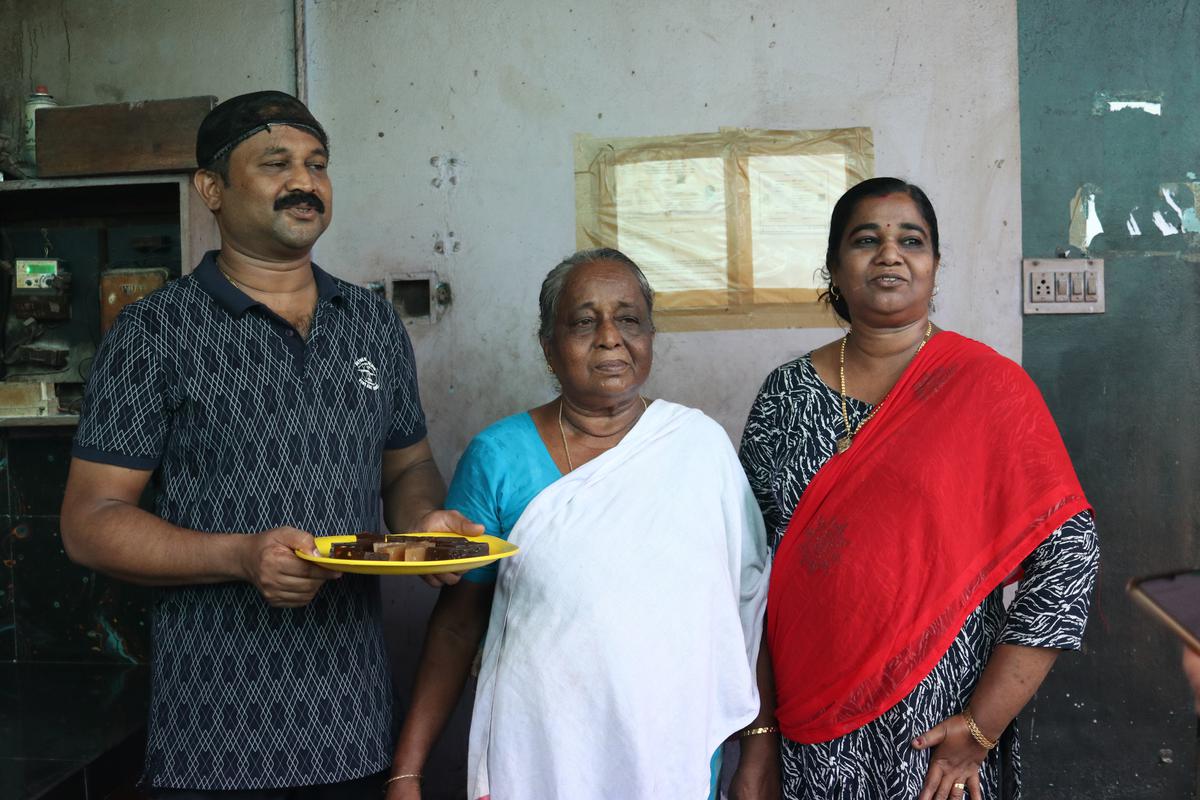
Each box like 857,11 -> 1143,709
385,248 -> 777,800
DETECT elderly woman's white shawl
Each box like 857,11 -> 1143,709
467,400 -> 770,800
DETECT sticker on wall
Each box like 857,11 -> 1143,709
1068,186 -> 1104,252
1126,210 -> 1141,236
1158,183 -> 1200,233
1092,90 -> 1165,116
1108,180 -> 1200,244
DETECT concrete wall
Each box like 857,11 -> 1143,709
0,0 -> 294,144
307,0 -> 1023,462
2,1 -> 1025,795
4,0 -> 1026,458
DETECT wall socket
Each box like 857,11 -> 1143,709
381,270 -> 452,324
1023,258 -> 1104,314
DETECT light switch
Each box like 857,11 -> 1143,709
1023,259 -> 1104,314
1054,272 -> 1070,302
1069,272 -> 1085,301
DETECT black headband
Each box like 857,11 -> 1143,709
196,91 -> 329,168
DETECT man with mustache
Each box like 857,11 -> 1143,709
61,91 -> 479,799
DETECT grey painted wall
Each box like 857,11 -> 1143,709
5,0 -> 1026,455
306,0 -> 1024,458
3,1 -> 1026,795
1,0 -> 295,141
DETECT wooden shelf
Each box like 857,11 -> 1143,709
0,173 -> 219,274
0,414 -> 79,427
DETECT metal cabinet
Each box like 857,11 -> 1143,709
0,174 -> 218,423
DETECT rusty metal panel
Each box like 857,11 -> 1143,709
99,268 -> 169,335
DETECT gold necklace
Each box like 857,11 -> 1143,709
837,320 -> 933,454
558,396 -> 649,472
216,255 -> 245,292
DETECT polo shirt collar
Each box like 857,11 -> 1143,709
195,250 -> 344,318
311,262 -> 342,304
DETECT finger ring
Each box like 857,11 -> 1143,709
953,783 -> 967,791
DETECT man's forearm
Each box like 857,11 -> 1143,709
63,498 -> 248,586
383,458 -> 447,533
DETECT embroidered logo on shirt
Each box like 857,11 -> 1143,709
354,357 -> 380,390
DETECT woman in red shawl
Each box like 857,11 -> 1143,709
738,178 -> 1098,800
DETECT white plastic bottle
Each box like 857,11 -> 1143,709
21,85 -> 58,168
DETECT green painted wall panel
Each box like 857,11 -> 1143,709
1020,1 -> 1200,796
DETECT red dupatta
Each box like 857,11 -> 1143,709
767,332 -> 1090,744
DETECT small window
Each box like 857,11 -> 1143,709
575,127 -> 873,330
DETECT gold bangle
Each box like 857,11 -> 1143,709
961,707 -> 998,750
385,773 -> 422,784
740,725 -> 780,737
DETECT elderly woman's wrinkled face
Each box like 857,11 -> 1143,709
544,259 -> 654,408
832,193 -> 939,326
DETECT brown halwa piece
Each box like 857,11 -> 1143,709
328,536 -> 489,562
426,541 -> 489,560
457,541 -> 489,558
330,543 -> 368,559
402,543 -> 432,561
373,542 -> 408,561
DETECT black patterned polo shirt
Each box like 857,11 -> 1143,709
72,251 -> 427,790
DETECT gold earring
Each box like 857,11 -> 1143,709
546,363 -> 555,374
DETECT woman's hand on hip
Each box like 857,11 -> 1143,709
912,714 -> 986,800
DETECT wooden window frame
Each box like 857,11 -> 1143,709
575,127 -> 873,331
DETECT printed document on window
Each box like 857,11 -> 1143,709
615,158 -> 728,293
749,153 -> 847,291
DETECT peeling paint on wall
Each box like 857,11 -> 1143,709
1160,182 -> 1200,233
1072,179 -> 1200,247
1134,181 -> 1200,238
1092,89 -> 1165,115
1180,206 -> 1200,233
1151,210 -> 1179,235
1125,210 -> 1141,236
1161,187 -> 1184,221
1106,100 -> 1161,115
1068,186 -> 1104,251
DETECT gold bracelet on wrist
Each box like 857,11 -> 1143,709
739,724 -> 780,738
385,773 -> 422,785
961,707 -> 998,750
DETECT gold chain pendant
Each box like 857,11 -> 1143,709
836,436 -> 852,454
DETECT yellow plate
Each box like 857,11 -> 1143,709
296,533 -> 517,575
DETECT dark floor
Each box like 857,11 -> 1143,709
1,427 -> 155,799
0,661 -> 149,799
